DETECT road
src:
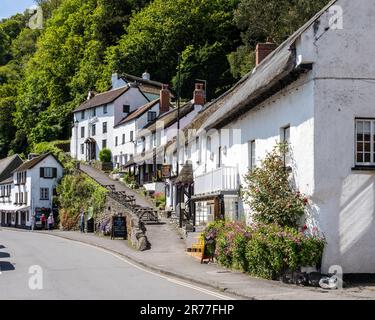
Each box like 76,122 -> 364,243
0,229 -> 235,300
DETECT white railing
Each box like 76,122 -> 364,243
194,166 -> 239,196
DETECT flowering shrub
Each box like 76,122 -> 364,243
202,221 -> 325,280
154,192 -> 166,209
242,144 -> 308,228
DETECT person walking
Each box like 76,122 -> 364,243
47,213 -> 54,230
80,210 -> 85,233
41,213 -> 46,230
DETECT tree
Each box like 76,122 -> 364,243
228,0 -> 330,77
242,144 -> 308,228
106,0 -> 241,100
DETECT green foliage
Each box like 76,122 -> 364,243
0,0 -> 331,155
202,221 -> 325,280
57,173 -> 108,230
32,140 -> 75,172
242,144 -> 307,228
99,148 -> 112,162
228,0 -> 330,76
154,192 -> 166,209
245,223 -> 325,280
107,0 -> 240,101
122,172 -> 137,189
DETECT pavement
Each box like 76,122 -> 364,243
0,228 -> 235,300
10,221 -> 375,300
79,164 -> 153,208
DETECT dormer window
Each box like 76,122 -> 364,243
123,105 -> 130,113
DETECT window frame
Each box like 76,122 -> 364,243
248,140 -> 256,171
81,126 -> 85,138
147,111 -> 157,122
355,118 -> 375,166
40,188 -> 49,200
103,122 -> 107,134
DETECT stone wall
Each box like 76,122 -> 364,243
101,195 -> 150,251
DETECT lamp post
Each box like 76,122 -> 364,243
176,53 -> 183,228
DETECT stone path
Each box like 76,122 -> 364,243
79,164 -> 153,208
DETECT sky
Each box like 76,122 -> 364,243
1,0 -> 36,19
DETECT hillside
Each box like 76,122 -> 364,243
0,0 -> 329,157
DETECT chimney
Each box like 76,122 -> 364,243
255,38 -> 277,66
142,71 -> 150,80
28,153 -> 39,161
193,83 -> 205,106
159,84 -> 170,115
87,91 -> 95,100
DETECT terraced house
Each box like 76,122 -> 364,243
169,0 -> 375,274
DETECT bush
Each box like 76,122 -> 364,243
154,192 -> 166,209
99,148 -> 112,163
242,144 -> 308,228
57,174 -> 108,230
202,221 -> 325,280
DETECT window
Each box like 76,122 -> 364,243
218,146 -> 222,168
103,105 -> 108,114
81,110 -> 85,120
148,111 -> 157,122
103,122 -> 107,134
44,167 -> 53,178
196,137 -> 201,164
122,134 -> 125,144
355,119 -> 375,165
81,127 -> 85,138
16,171 -> 26,185
125,154 -> 128,163
81,144 -> 84,155
153,133 -> 157,147
123,105 -> 130,113
92,108 -> 96,117
102,139 -> 107,149
282,126 -> 291,167
115,136 -> 118,146
92,124 -> 96,136
15,193 -> 18,204
248,140 -> 256,170
130,131 -> 134,142
40,188 -> 49,200
40,167 -> 57,178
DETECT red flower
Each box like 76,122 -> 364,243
303,224 -> 308,231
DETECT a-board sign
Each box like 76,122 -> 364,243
111,216 -> 127,240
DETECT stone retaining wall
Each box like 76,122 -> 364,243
100,196 -> 150,251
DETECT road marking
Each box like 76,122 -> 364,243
13,230 -> 235,300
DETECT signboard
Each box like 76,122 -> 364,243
111,216 -> 127,240
161,165 -> 172,178
87,207 -> 94,220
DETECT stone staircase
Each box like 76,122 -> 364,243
78,163 -> 159,224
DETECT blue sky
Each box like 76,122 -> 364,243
1,0 -> 36,19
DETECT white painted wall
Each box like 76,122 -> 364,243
71,86 -> 148,162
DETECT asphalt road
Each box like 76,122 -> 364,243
0,229 -> 235,300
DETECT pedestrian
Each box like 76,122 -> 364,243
41,213 -> 46,230
80,210 -> 85,233
30,214 -> 35,231
47,213 -> 54,230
